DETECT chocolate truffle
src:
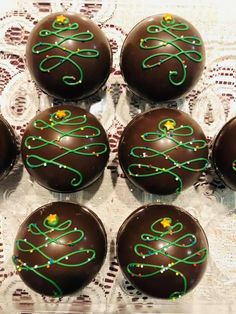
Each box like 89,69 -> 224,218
120,13 -> 205,102
117,204 -> 209,299
212,117 -> 236,190
21,105 -> 110,192
0,115 -> 17,180
26,12 -> 112,100
12,202 -> 107,297
118,108 -> 208,195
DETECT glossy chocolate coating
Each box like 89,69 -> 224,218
0,115 -> 17,180
120,14 -> 205,102
26,12 -> 112,100
212,117 -> 236,190
118,108 -> 208,195
117,204 -> 208,299
21,105 -> 110,192
13,202 -> 107,297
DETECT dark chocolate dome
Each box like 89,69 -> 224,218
117,204 -> 209,299
0,115 -> 17,180
13,202 -> 107,297
118,108 -> 208,195
212,117 -> 236,190
21,105 -> 110,192
120,13 -> 205,102
26,12 -> 112,100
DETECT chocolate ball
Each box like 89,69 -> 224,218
212,117 -> 236,190
118,108 -> 208,195
117,204 -> 209,299
26,12 -> 112,100
21,105 -> 110,192
0,115 -> 17,180
120,13 -> 205,102
12,202 -> 107,297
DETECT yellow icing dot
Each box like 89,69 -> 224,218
56,110 -> 67,119
164,120 -> 175,131
56,15 -> 66,24
47,214 -> 57,224
160,218 -> 171,228
163,13 -> 173,22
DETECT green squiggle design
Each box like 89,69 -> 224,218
24,110 -> 108,188
13,216 -> 96,297
232,160 -> 236,171
140,17 -> 203,86
32,16 -> 99,85
127,217 -> 208,299
128,118 -> 208,194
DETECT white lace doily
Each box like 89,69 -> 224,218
0,0 -> 235,313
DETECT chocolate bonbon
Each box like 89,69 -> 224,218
120,13 -> 205,102
21,105 -> 110,192
117,204 -> 209,299
13,202 -> 107,296
26,12 -> 112,99
212,117 -> 236,190
0,115 -> 17,180
118,108 -> 208,195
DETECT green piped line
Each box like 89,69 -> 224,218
32,17 -> 99,86
127,118 -> 208,194
127,217 -> 208,299
24,110 -> 108,188
140,18 -> 203,86
13,217 -> 96,297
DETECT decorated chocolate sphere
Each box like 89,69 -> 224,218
118,108 -> 208,195
212,117 -> 236,190
13,202 -> 107,297
21,105 -> 110,192
0,115 -> 17,180
117,204 -> 209,299
120,13 -> 205,102
26,12 -> 112,100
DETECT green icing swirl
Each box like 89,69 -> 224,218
127,217 -> 208,299
140,17 -> 203,86
24,110 -> 108,188
128,118 -> 208,194
232,161 -> 236,171
32,16 -> 99,86
13,215 -> 96,297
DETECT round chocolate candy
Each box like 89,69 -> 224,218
120,13 -> 205,102
117,204 -> 209,299
21,105 -> 110,192
13,201 -> 107,297
26,12 -> 112,100
0,115 -> 17,180
212,117 -> 236,190
118,108 -> 208,195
